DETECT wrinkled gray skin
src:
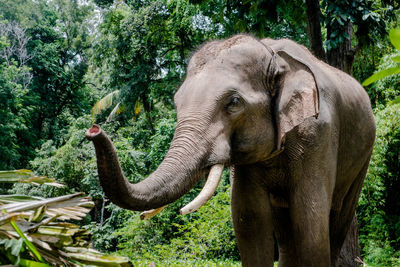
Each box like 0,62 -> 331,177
86,35 -> 375,267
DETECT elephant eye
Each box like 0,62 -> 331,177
226,95 -> 244,113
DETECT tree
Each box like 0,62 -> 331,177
92,0 -> 208,129
305,0 -> 397,74
0,0 -> 97,169
27,0 -> 95,142
0,21 -> 33,169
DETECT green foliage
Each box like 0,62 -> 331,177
195,0 -> 308,44
352,42 -> 391,85
0,0 -> 98,169
23,115 -> 99,198
129,259 -> 241,267
358,103 -> 400,266
26,0 -> 95,144
363,28 -> 400,92
321,0 -> 391,51
364,52 -> 400,108
0,60 -> 30,169
92,0 -> 206,127
116,185 -> 238,263
22,109 -> 177,253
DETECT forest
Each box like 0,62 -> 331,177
0,0 -> 399,266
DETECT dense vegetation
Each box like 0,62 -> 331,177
0,0 -> 399,265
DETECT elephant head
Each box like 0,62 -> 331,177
86,35 -> 319,215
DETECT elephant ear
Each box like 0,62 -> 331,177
272,51 -> 319,150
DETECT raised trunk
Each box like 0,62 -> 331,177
86,124 -> 208,211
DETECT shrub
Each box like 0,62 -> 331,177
358,103 -> 400,266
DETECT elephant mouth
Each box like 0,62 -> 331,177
140,164 -> 224,220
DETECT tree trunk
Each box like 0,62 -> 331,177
305,0 -> 326,61
327,22 -> 356,75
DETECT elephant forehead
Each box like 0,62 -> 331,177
188,35 -> 268,76
217,43 -> 266,68
175,69 -> 239,107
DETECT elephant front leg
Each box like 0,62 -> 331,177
288,155 -> 335,266
290,187 -> 331,267
231,165 -> 274,267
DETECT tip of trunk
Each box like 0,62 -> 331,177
86,124 -> 102,140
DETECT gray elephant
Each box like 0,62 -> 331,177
86,35 -> 375,266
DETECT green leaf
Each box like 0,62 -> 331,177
388,96 -> 400,106
389,28 -> 400,51
1,238 -> 23,257
362,67 -> 400,86
10,220 -> 44,262
19,258 -> 52,267
392,55 -> 400,63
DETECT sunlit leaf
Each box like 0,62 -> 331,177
389,28 -> 400,51
19,258 -> 52,267
2,193 -> 83,213
362,67 -> 400,86
392,55 -> 400,63
0,212 -> 21,225
91,90 -> 120,120
63,246 -> 132,266
10,220 -> 44,262
29,205 -> 46,223
106,102 -> 125,122
134,100 -> 141,116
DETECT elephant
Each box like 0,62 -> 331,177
86,34 -> 375,266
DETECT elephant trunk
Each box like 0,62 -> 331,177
85,124 -> 212,211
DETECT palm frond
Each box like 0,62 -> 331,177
106,102 -> 127,122
0,170 -> 64,187
91,90 -> 120,120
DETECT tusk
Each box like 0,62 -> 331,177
180,164 -> 224,215
140,206 -> 166,220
